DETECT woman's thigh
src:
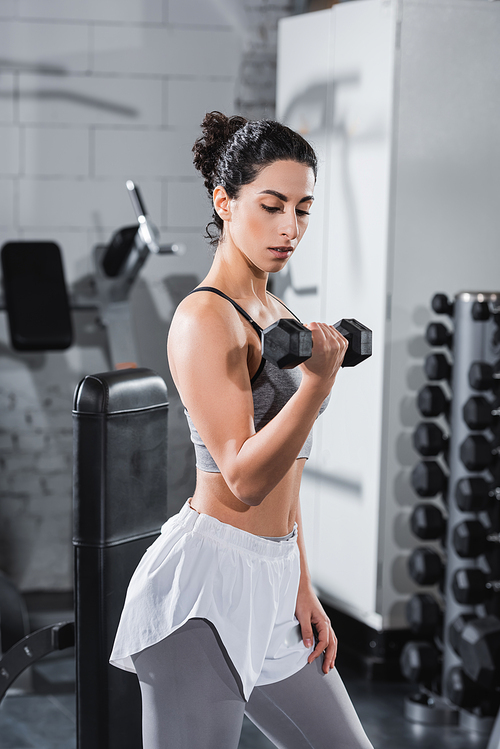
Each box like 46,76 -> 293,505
132,618 -> 246,749
245,658 -> 374,749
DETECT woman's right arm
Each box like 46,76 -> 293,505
167,295 -> 347,506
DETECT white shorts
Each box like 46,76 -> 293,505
109,500 -> 313,700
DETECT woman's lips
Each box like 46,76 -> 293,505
268,247 -> 293,258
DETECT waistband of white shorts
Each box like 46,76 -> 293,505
173,499 -> 298,559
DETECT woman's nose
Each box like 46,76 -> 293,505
280,211 -> 298,240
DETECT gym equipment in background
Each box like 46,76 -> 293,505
0,181 -> 184,369
73,367 -> 168,749
277,0 -> 500,685
403,291 -> 500,746
1,242 -> 73,351
0,367 -> 168,749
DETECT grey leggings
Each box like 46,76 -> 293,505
132,618 -> 374,749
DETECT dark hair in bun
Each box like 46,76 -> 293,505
192,111 -> 318,248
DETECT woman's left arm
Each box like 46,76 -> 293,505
295,501 -> 338,674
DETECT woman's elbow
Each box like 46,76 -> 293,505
227,474 -> 266,507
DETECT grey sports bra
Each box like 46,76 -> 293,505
184,286 -> 330,473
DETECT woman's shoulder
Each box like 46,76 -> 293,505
170,287 -> 247,346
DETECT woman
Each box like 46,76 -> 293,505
110,112 -> 373,749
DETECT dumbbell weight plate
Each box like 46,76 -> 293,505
459,615 -> 500,690
261,318 -> 312,369
411,461 -> 448,498
333,319 -> 372,368
406,593 -> 442,635
400,640 -> 441,684
408,547 -> 444,586
410,504 -> 446,541
417,385 -> 449,419
460,434 -> 497,472
455,477 -> 491,512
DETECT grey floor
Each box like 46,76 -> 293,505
0,656 -> 494,749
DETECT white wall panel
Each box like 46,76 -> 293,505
23,127 -> 89,176
19,74 -> 162,126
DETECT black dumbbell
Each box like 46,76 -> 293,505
400,641 -> 441,686
413,423 -> 448,458
452,568 -> 500,606
261,317 -> 372,369
408,547 -> 444,586
411,461 -> 448,498
472,301 -> 491,321
460,434 -> 500,472
432,293 -> 454,317
448,613 -> 476,656
453,520 -> 500,559
446,666 -> 481,708
459,615 -> 500,690
424,353 -> 452,382
463,396 -> 500,431
406,593 -> 442,636
469,361 -> 500,392
410,504 -> 446,541
417,385 -> 450,420
425,322 -> 453,349
445,666 -> 498,713
455,477 -> 500,512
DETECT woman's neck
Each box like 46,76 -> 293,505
205,242 -> 269,303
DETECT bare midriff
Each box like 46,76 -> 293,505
190,457 -> 306,537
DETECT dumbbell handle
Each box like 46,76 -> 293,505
300,318 -> 372,368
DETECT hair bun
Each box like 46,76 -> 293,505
192,111 -> 247,193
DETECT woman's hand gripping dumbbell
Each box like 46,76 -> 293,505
261,317 -> 372,369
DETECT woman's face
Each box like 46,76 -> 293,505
218,159 -> 315,273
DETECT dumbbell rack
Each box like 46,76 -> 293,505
403,292 -> 500,737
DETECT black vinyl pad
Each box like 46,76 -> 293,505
1,241 -> 73,351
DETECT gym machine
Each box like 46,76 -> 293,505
402,291 -> 500,748
0,180 -> 184,368
0,182 -> 178,715
1,367 -> 168,749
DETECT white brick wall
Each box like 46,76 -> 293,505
18,0 -> 163,23
24,127 -> 90,176
0,0 -> 298,592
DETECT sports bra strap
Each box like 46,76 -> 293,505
265,290 -> 303,324
188,286 -> 263,337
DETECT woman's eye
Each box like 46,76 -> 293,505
261,205 -> 280,213
296,210 -> 310,217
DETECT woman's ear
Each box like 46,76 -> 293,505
213,185 -> 232,221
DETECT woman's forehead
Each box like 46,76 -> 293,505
248,160 -> 315,197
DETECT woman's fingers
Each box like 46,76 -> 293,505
306,618 -> 338,674
303,322 -> 349,379
307,616 -> 330,665
323,625 -> 338,673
